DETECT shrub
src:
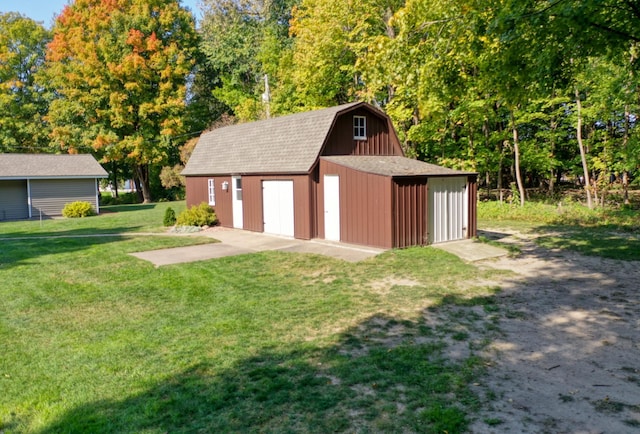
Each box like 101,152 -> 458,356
62,201 -> 96,218
176,202 -> 217,227
100,192 -> 140,206
163,207 -> 177,226
159,164 -> 185,189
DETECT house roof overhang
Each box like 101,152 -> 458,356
320,156 -> 476,178
0,154 -> 108,178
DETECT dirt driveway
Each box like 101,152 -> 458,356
465,229 -> 640,433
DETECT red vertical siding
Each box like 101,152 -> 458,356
242,176 -> 263,233
185,176 -> 233,228
309,167 -> 319,239
318,159 -> 393,249
392,178 -> 429,248
233,174 -> 313,239
467,175 -> 478,238
322,108 -> 403,156
185,176 -> 207,208
293,175 -> 313,239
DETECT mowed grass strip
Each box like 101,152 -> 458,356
478,199 -> 640,261
0,202 -> 188,238
0,206 -> 501,433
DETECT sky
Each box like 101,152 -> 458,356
0,0 -> 201,28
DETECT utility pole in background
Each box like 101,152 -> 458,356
262,74 -> 271,119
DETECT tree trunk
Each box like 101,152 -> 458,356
111,161 -> 119,198
496,111 -> 505,203
549,115 -> 557,194
133,177 -> 143,203
134,164 -> 152,203
575,87 -> 592,209
466,112 -> 476,170
498,150 -> 504,203
485,171 -> 491,199
483,117 -> 491,198
622,105 -> 630,205
510,110 -> 526,207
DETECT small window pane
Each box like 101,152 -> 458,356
208,178 -> 215,206
353,116 -> 366,139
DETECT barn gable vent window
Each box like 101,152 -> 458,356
208,178 -> 216,206
353,115 -> 366,140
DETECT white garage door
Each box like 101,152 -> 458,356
428,177 -> 468,244
263,180 -> 294,237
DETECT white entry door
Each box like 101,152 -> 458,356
262,180 -> 294,237
232,176 -> 243,229
428,177 -> 468,244
324,175 -> 340,241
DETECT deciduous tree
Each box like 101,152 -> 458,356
290,0 -> 402,108
200,0 -> 298,120
0,13 -> 51,153
43,0 -> 198,202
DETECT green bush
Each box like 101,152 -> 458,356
163,207 -> 177,226
62,201 -> 96,218
100,192 -> 140,206
176,202 -> 217,227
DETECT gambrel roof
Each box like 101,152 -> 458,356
182,102 -> 366,176
183,102 -> 475,178
0,154 -> 108,179
321,156 -> 473,177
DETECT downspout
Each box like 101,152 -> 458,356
27,178 -> 32,219
95,178 -> 100,215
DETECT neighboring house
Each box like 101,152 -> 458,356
182,102 -> 477,249
0,154 -> 108,220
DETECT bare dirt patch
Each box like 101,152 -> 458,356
467,229 -> 640,433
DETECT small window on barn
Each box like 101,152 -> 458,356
353,116 -> 366,140
235,177 -> 242,201
208,178 -> 215,206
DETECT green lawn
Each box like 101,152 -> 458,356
0,202 -> 188,238
478,199 -> 640,261
1,202 -> 502,433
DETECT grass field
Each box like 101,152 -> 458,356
478,199 -> 640,261
2,199 -> 636,432
0,202 -> 502,433
0,202 -> 188,238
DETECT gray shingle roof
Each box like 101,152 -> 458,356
321,156 -> 474,177
182,102 -> 363,176
0,154 -> 108,179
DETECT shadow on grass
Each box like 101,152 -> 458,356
38,302 -> 489,434
101,204 -> 157,213
25,233 -> 640,433
533,224 -> 640,261
0,226 -> 145,239
0,231 -> 132,269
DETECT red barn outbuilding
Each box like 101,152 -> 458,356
182,102 -> 477,249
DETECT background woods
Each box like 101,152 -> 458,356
1,0 -> 639,205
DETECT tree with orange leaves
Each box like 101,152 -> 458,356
42,0 -> 198,202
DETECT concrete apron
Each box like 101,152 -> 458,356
432,238 -> 508,262
130,228 -> 386,266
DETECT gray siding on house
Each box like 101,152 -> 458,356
30,179 -> 98,217
0,180 -> 29,220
